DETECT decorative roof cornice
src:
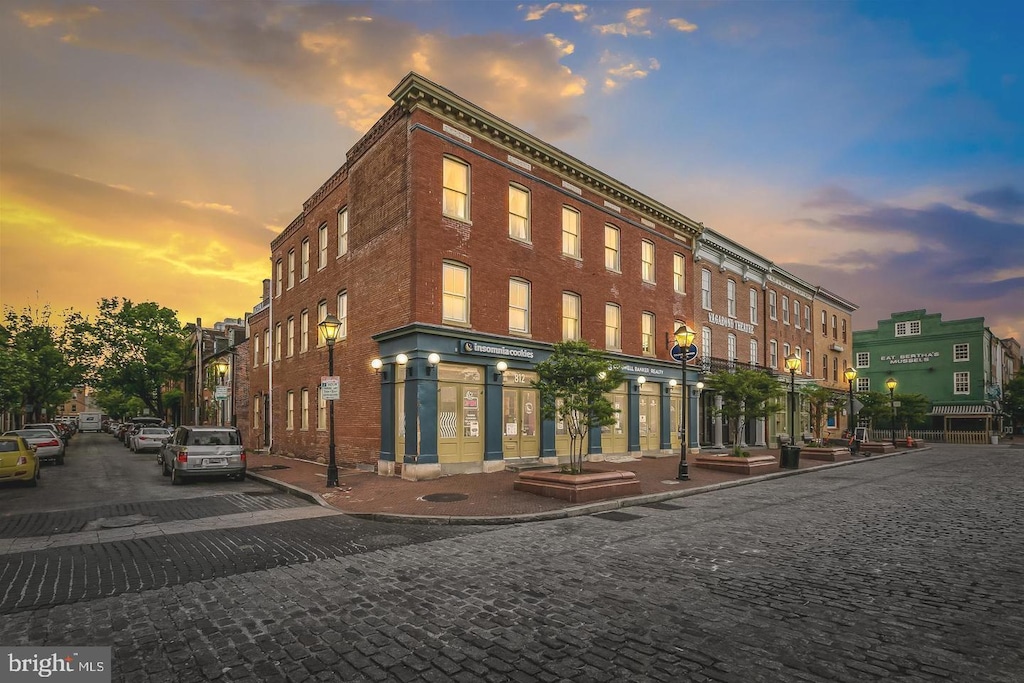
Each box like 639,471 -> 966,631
389,72 -> 703,241
271,213 -> 305,250
814,286 -> 859,312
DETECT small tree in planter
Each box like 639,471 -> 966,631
532,340 -> 625,474
705,368 -> 784,456
801,383 -> 840,444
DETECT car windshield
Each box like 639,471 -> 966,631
187,430 -> 240,446
7,430 -> 54,440
141,428 -> 169,435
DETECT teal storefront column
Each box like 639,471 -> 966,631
403,357 -> 438,465
484,363 -> 504,463
378,363 -> 396,464
688,369 -> 699,451
660,383 -> 672,450
628,379 -> 641,455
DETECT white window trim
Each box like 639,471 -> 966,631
953,371 -> 970,394
562,206 -> 581,259
442,156 -> 470,221
641,239 -> 656,284
442,261 -> 471,325
856,352 -> 870,368
509,278 -> 531,335
337,208 -> 349,258
508,184 -> 531,243
953,343 -> 970,362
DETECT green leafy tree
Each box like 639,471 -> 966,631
1003,370 -> 1024,434
705,368 -> 784,455
856,391 -> 893,430
2,305 -> 84,421
801,384 -> 841,442
532,340 -> 625,474
895,393 -> 931,432
69,298 -> 189,419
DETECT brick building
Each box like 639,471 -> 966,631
247,72 -> 859,479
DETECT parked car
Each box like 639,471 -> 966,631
131,427 -> 173,453
3,429 -> 65,465
0,435 -> 40,486
24,422 -> 69,444
158,426 -> 246,485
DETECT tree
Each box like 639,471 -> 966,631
801,384 -> 841,442
1003,369 -> 1024,434
68,298 -> 189,419
895,393 -> 931,432
705,368 -> 784,455
532,340 -> 625,474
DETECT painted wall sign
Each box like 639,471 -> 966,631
707,312 -> 755,334
620,364 -> 667,376
461,340 -> 536,360
881,352 -> 940,364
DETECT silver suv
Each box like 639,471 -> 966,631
159,426 -> 246,485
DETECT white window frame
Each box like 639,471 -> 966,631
508,184 -> 530,242
287,316 -> 295,357
442,261 -> 470,324
337,291 -> 348,340
749,289 -> 757,324
562,206 -> 581,259
856,352 -> 870,368
264,330 -> 270,365
727,333 -> 737,363
253,335 -> 260,368
317,387 -> 326,430
509,278 -> 531,334
954,343 -> 969,362
641,240 -> 655,284
300,388 -> 309,430
286,390 -> 294,430
605,225 -> 620,272
562,292 -> 581,341
782,296 -> 789,324
287,249 -> 295,289
317,300 -> 328,347
275,323 -> 282,361
769,340 -> 778,369
275,259 -> 283,297
642,312 -> 655,355
856,377 -> 870,392
804,348 -> 811,376
769,291 -> 777,320
605,303 -> 621,351
702,327 -> 712,364
338,208 -> 349,257
727,280 -> 736,318
701,269 -> 712,310
300,238 -> 310,281
300,310 -> 309,353
954,371 -> 970,394
804,305 -> 810,333
793,298 -> 800,329
318,225 -> 328,270
442,157 -> 469,220
673,253 -> 685,294
750,339 -> 758,366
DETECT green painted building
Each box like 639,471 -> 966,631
852,310 -> 1001,433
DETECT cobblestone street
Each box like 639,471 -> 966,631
2,446 -> 1022,682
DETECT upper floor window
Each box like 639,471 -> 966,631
317,300 -> 328,346
318,225 -> 328,270
833,357 -> 839,382
641,312 -> 655,356
275,259 -> 283,297
793,299 -> 801,329
822,354 -> 828,379
287,249 -> 295,289
856,352 -> 870,368
832,315 -> 838,339
769,291 -> 777,320
804,348 -> 811,376
253,334 -> 260,367
264,329 -> 270,365
783,342 -> 791,360
954,343 -> 969,361
317,387 -> 326,430
509,279 -> 531,334
605,303 -> 621,351
641,240 -> 655,283
749,289 -> 758,324
856,377 -> 870,392
842,319 -> 847,343
605,226 -> 620,272
727,280 -> 737,318
769,340 -> 778,369
562,206 -> 581,258
442,157 -> 469,220
954,371 -> 970,394
338,208 -> 349,257
300,388 -> 309,430
443,261 -> 470,324
895,320 -> 921,336
508,184 -> 530,242
562,292 -> 581,341
701,269 -> 712,310
286,391 -> 294,430
804,305 -> 810,333
300,238 -> 310,281
821,311 -> 827,335
337,291 -> 348,340
750,339 -> 758,366
287,316 -> 295,357
300,309 -> 309,353
727,333 -> 737,363
782,296 -> 790,324
673,253 -> 685,294
702,327 -> 712,363
274,322 -> 282,360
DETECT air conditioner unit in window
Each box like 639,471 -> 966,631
830,344 -> 844,352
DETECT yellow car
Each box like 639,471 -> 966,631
0,435 -> 40,486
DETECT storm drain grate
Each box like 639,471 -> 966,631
593,511 -> 643,522
641,502 -> 686,511
420,493 -> 468,502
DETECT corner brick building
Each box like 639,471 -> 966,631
246,72 -> 858,479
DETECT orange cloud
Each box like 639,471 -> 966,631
520,3 -> 590,22
668,18 -> 698,33
595,7 -> 652,37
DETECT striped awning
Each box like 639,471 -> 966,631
929,404 -> 995,416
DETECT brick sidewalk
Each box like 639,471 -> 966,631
246,446 -> 875,520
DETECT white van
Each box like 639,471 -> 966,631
79,412 -> 102,432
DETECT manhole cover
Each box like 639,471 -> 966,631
594,511 -> 643,522
420,493 -> 468,502
641,502 -> 685,511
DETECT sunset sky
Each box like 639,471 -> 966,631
2,1 -> 1022,340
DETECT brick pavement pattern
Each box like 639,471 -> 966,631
2,446 -> 1022,682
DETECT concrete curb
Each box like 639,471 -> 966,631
248,447 -> 928,525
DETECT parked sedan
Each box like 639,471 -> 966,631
0,435 -> 40,486
2,429 -> 65,465
131,427 -> 172,453
159,426 -> 246,485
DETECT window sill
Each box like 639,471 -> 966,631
443,214 -> 473,226
442,320 -> 473,329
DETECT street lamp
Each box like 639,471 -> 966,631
783,353 -> 802,469
318,314 -> 343,488
213,358 -> 229,427
844,367 -> 858,435
886,377 -> 898,446
674,323 -> 696,480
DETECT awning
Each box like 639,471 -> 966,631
929,404 -> 995,416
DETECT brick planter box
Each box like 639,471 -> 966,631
861,442 -> 897,454
693,454 -> 777,474
801,447 -> 851,462
514,470 -> 641,503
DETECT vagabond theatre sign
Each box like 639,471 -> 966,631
881,352 -> 939,364
460,341 -> 536,360
707,312 -> 755,334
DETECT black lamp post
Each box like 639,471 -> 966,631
844,367 -> 857,435
886,377 -> 897,446
213,358 -> 229,427
318,314 -> 342,488
674,323 -> 696,481
782,353 -> 802,468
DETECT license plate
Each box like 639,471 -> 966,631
203,458 -> 227,466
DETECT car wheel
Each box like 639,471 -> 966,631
161,458 -> 170,476
28,467 -> 39,487
170,467 -> 182,485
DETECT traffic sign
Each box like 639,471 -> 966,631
321,376 -> 340,400
670,344 -> 699,362
215,386 -> 229,400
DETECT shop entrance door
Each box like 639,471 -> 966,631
601,383 -> 628,455
501,370 -> 539,458
437,364 -> 484,465
638,384 -> 661,452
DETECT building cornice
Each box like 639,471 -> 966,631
389,72 -> 703,242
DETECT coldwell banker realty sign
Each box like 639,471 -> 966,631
2,647 -> 110,681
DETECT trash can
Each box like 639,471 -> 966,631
780,445 -> 801,469
990,435 -> 999,445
